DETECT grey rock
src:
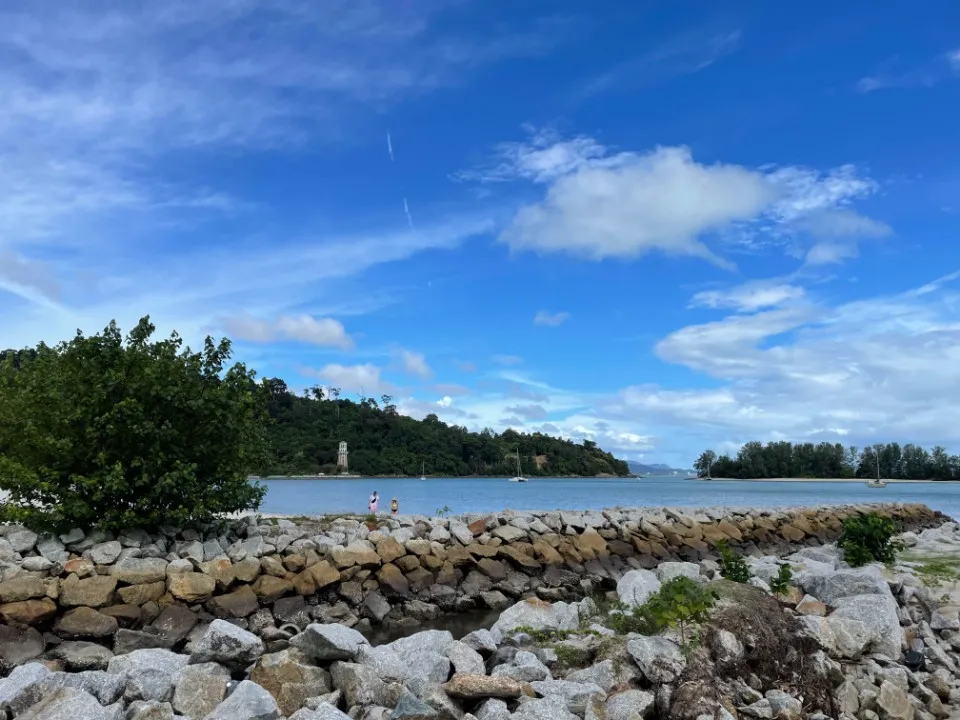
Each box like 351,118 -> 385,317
355,645 -> 408,683
512,695 -> 579,720
492,599 -> 580,635
802,569 -> 889,605
291,624 -> 369,662
765,690 -> 802,720
363,592 -> 392,623
491,651 -> 549,682
567,660 -> 616,693
329,662 -> 402,708
474,699 -> 511,720
626,635 -> 686,683
37,535 -> 69,563
831,594 -> 903,659
390,693 -> 439,720
111,558 -> 168,585
0,662 -> 51,715
655,562 -> 702,583
460,630 -> 498,655
203,680 -> 281,720
528,679 -> 605,715
22,556 -> 54,572
189,620 -> 265,667
740,699 -> 774,719
0,625 -> 44,672
290,704 -> 352,720
604,689 -> 656,720
930,606 -> 960,632
60,528 -> 86,546
711,629 -> 745,664
50,641 -> 115,671
16,687 -> 111,720
616,570 -> 661,607
798,615 -> 874,659
126,700 -> 175,720
445,641 -> 486,676
8,528 -> 39,553
107,649 -> 190,703
877,680 -> 914,720
172,663 -> 230,719
90,541 -> 123,565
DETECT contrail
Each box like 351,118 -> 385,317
403,197 -> 415,230
387,132 -> 394,162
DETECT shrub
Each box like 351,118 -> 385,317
838,512 -> 903,567
607,577 -> 718,648
0,317 -> 268,531
717,541 -> 752,583
769,563 -> 794,597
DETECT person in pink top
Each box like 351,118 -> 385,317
368,491 -> 379,514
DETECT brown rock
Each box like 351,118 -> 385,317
210,585 -> 260,618
467,517 -> 488,536
497,545 -> 541,570
406,567 -> 434,593
59,574 -> 117,608
63,557 -> 96,578
532,539 -> 564,565
117,581 -> 166,606
151,604 -> 199,644
405,539 -> 432,557
0,598 -> 57,625
376,563 -> 410,596
796,596 -> 828,617
283,554 -> 307,573
476,558 -> 507,580
436,562 -> 458,586
443,673 -> 523,699
0,576 -> 48,603
779,524 -> 806,543
608,539 -> 633,556
573,529 -> 608,560
293,561 -> 340,596
394,555 -> 420,573
253,574 -> 294,602
250,648 -> 331,716
331,544 -> 381,569
466,543 -> 499,559
234,557 -> 262,583
716,520 -> 743,542
261,556 -> 287,578
199,559 -> 236,590
55,607 -> 119,638
167,572 -> 216,602
376,537 -> 406,564
100,604 -> 142,627
445,546 -> 473,567
421,555 -> 444,571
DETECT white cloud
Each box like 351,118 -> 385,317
221,313 -> 354,349
690,282 -> 805,312
533,310 -> 570,327
310,363 -> 384,394
460,130 -> 887,268
400,349 -> 433,379
949,49 -> 960,72
492,354 -> 524,366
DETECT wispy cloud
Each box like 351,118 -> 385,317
856,50 -> 960,93
387,132 -> 395,161
403,197 -> 416,230
533,310 -> 571,327
399,349 -> 433,379
492,354 -> 524,366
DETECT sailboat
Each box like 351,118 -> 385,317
510,449 -> 528,483
866,451 -> 888,488
420,461 -> 426,481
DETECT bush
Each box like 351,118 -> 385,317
838,512 -> 903,567
769,563 -> 794,597
607,577 -> 718,648
0,317 -> 268,531
717,541 -> 752,583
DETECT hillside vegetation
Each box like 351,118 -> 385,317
695,440 -> 960,480
259,378 -> 630,477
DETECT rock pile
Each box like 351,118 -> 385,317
2,518 -> 959,719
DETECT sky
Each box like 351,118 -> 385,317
3,0 -> 960,468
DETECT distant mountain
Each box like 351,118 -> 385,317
627,461 -> 694,476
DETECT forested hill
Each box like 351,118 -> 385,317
258,379 -> 630,477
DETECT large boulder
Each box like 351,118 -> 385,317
203,679 -> 281,720
616,570 -> 661,608
626,636 -> 686,683
492,599 -> 580,635
291,623 -> 370,662
0,625 -> 44,672
800,569 -> 889,605
189,619 -> 265,667
830,594 -> 902,659
171,663 -> 229,719
59,575 -> 118,608
798,615 -> 874,659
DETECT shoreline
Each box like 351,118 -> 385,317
700,476 -> 960,483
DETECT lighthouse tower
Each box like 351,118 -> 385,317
337,441 -> 349,472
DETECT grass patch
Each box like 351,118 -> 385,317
907,555 -> 960,585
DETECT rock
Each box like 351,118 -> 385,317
151,605 -> 199,645
801,569 -> 889,604
442,674 -> 524,700
711,629 -> 745,664
830,594 -> 903,659
252,575 -> 294,602
390,693 -> 440,720
796,595 -> 827,616
0,575 -> 49,603
616,570 -> 661,607
834,680 -> 860,717
292,704 -> 351,720
529,679 -> 605,715
60,575 -> 118,608
111,558 -> 169,585
0,625 -> 44,672
189,619 -> 265,667
127,700 -> 175,720
37,535 -> 69,564
877,680 -> 914,720
474,699 -> 511,720
291,623 -> 369,661
203,679 -> 281,720
50,641 -> 114,671
741,698 -> 774,719
461,630 -> 499,655
117,582 -> 166,606
294,561 -> 340,596
55,607 -> 119,638
445,641 -> 486,676
210,585 -> 260,619
171,662 -> 230,719
0,662 -> 50,715
363,592 -> 392,623
8,528 -> 39,553
765,690 -> 802,720
378,564 -> 410,596
626,635 -> 686,683
90,541 -> 123,565
604,689 -> 656,720
250,648 -> 332,716
512,696 -> 579,720
930,606 -> 960,631
167,573 -> 216,602
798,615 -> 874,659
656,562 -> 702,583
492,598 -> 579,635
15,686 -> 110,720
491,650 -> 550,682
274,595 -> 311,628
0,597 -> 58,625
567,660 -> 615,693
329,662 -> 401,708
331,543 -> 382,569
22,556 -> 54,572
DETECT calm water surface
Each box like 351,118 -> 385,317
258,476 -> 960,521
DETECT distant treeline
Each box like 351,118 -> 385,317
258,378 -> 630,478
695,441 -> 960,480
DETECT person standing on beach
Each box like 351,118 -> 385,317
391,497 -> 399,516
368,491 -> 379,514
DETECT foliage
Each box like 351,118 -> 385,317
434,505 -> 452,518
912,556 -> 960,585
838,512 -> 903,567
696,440 -> 960,480
769,563 -> 794,597
606,577 -> 718,648
716,541 -> 752,584
512,625 -> 600,643
0,318 -> 267,531
257,378 -> 630,477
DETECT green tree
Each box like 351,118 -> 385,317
694,450 -> 717,478
0,317 -> 267,531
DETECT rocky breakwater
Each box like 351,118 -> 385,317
0,504 -> 946,656
0,517 -> 959,719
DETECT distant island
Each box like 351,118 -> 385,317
627,461 -> 695,476
258,378 -> 630,478
695,440 -> 960,481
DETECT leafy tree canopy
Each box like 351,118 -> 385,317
0,318 -> 267,531
695,440 -> 960,480
256,380 -> 630,478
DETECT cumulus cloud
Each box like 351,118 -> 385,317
533,310 -> 570,327
221,313 -> 354,349
307,363 -> 384,393
458,129 -> 888,268
400,349 -> 433,379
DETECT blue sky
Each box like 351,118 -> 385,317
3,0 -> 960,467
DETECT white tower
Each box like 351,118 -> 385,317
337,441 -> 348,472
